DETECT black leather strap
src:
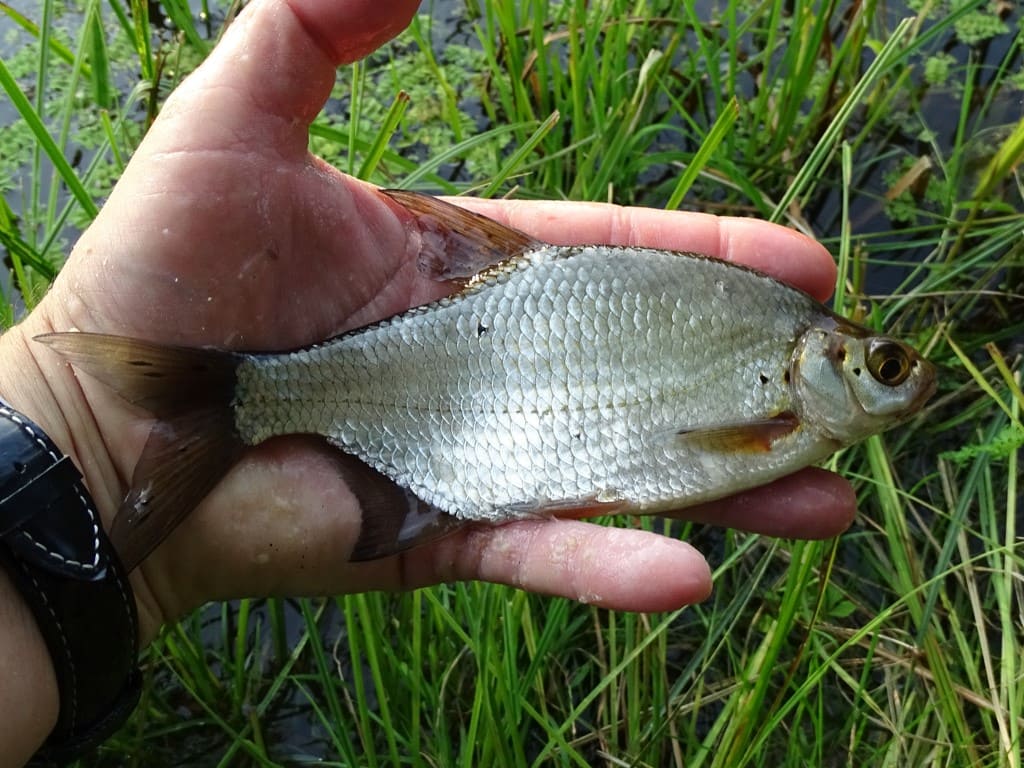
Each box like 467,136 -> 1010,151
0,399 -> 140,765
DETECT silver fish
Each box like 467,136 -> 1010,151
39,190 -> 936,571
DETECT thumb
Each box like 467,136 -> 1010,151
144,0 -> 420,154
287,0 -> 422,65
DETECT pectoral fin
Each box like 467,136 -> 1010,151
675,411 -> 800,453
382,189 -> 543,281
332,453 -> 466,561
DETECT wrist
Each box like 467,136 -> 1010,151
0,312 -> 124,530
1,313 -> 146,760
0,311 -> 168,644
0,567 -> 59,766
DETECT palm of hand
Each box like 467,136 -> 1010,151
16,0 -> 853,643
63,88 -> 428,349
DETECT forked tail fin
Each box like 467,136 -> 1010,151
36,332 -> 244,572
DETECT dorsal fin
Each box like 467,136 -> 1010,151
382,189 -> 544,281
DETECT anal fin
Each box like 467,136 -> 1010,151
333,453 -> 465,561
496,494 -> 628,520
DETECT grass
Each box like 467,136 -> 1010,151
2,0 -> 1023,765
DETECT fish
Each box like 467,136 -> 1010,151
37,190 -> 937,572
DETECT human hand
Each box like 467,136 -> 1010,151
0,0 -> 855,648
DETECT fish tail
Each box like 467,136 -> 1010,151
36,332 -> 245,572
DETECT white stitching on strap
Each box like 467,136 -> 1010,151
107,548 -> 138,657
0,405 -> 101,571
2,401 -> 139,736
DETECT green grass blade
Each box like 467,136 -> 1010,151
87,2 -> 111,108
160,0 -> 210,56
771,17 -> 914,223
0,59 -> 99,220
0,1 -> 83,72
665,96 -> 739,210
479,109 -> 560,197
356,90 -> 410,181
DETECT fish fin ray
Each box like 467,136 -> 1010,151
36,332 -> 244,570
495,493 -> 628,520
331,453 -> 465,561
112,409 -> 244,571
382,189 -> 544,281
674,411 -> 801,453
36,332 -> 240,416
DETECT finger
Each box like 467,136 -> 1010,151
417,520 -> 713,612
286,0 -> 421,64
450,197 -> 837,301
662,468 -> 857,539
152,445 -> 711,620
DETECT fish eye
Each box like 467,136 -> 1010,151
867,340 -> 911,387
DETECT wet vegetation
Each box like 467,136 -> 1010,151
2,0 -> 1022,765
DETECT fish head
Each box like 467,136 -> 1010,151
791,322 -> 937,444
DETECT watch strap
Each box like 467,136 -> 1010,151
0,399 -> 140,765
